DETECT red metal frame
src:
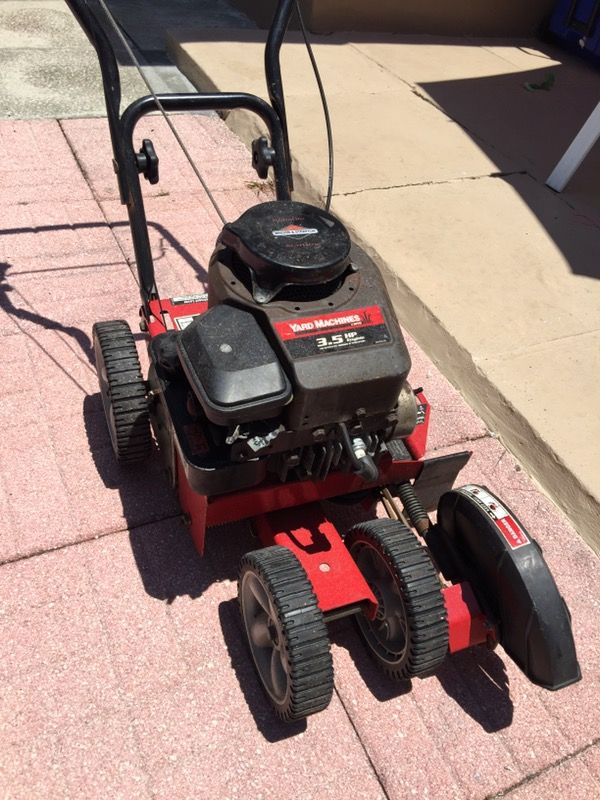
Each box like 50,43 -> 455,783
146,296 -> 208,337
443,582 -> 496,653
254,505 -> 378,618
179,449 -> 422,554
206,456 -> 422,526
148,296 -> 494,657
178,443 -> 495,652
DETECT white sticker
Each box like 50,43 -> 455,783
460,485 -> 530,550
175,315 -> 198,331
461,485 -> 509,519
272,225 -> 318,237
171,293 -> 208,305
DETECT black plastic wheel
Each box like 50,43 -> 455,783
238,546 -> 334,721
346,519 -> 448,679
92,320 -> 152,463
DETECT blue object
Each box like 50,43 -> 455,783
547,0 -> 600,61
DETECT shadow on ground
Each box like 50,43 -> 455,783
418,58 -> 600,280
319,507 -> 513,732
1,219 -> 209,284
0,260 -> 94,368
437,648 -> 513,733
329,598 -> 513,733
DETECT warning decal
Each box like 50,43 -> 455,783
460,485 -> 530,550
174,315 -> 199,331
274,305 -> 390,358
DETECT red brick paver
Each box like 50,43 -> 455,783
1,117 -> 598,799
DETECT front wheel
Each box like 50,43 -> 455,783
238,546 -> 334,721
346,518 -> 448,679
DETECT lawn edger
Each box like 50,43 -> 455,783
67,0 -> 580,721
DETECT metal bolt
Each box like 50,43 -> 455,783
352,436 -> 367,459
220,343 -> 232,353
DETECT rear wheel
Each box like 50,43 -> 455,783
92,320 -> 152,463
346,519 -> 448,679
238,546 -> 334,721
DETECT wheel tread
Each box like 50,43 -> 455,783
346,518 -> 448,680
239,546 -> 334,721
93,320 -> 152,463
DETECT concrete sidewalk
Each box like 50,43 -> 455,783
0,113 -> 598,800
168,29 -> 600,554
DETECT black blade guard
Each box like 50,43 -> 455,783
437,485 -> 581,691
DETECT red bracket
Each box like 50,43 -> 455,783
443,582 -> 496,653
253,505 -> 378,618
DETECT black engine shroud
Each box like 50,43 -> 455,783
150,201 -> 417,495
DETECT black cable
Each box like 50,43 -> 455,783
294,0 -> 334,211
336,423 -> 379,482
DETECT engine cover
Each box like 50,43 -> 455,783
209,235 -> 411,431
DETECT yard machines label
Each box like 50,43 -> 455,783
275,305 -> 390,357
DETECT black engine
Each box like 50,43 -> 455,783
150,201 -> 417,494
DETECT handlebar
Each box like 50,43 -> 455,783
63,0 -> 296,307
